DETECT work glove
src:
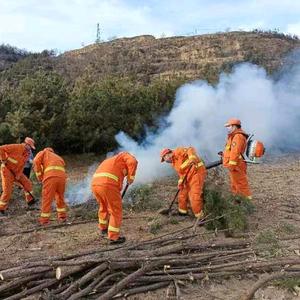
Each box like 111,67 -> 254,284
127,176 -> 134,185
218,151 -> 223,157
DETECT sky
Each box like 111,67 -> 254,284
0,0 -> 300,52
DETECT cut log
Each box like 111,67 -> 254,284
4,278 -> 58,300
59,262 -> 108,299
114,281 -> 169,298
97,262 -> 159,300
0,266 -> 52,281
67,269 -> 111,300
56,264 -> 94,280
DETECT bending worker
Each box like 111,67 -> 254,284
91,151 -> 138,244
0,137 -> 36,214
160,147 -> 206,218
33,147 -> 68,225
222,118 -> 252,199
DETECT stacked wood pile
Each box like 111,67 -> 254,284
1,225 -> 299,300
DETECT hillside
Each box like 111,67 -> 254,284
0,31 -> 300,154
59,31 -> 300,83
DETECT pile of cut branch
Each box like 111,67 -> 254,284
0,228 -> 299,300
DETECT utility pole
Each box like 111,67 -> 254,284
96,23 -> 101,43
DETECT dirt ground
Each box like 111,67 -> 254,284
0,153 -> 300,299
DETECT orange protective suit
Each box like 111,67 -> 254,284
171,147 -> 206,217
223,129 -> 252,199
91,152 -> 138,241
33,148 -> 67,224
0,143 -> 34,211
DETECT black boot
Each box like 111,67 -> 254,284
110,236 -> 126,244
0,210 -> 8,217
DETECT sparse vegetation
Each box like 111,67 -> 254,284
124,184 -> 163,212
148,218 -> 162,234
274,277 -> 300,294
254,229 -> 282,258
276,222 -> 298,235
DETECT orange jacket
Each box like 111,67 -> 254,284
171,147 -> 205,184
0,143 -> 30,177
33,148 -> 66,182
223,129 -> 248,168
92,152 -> 138,191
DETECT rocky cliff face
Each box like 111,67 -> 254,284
61,31 -> 300,83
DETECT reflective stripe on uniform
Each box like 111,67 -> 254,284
44,166 -> 65,173
197,161 -> 204,167
178,178 -> 184,184
229,160 -> 237,165
178,208 -> 187,214
225,145 -> 230,150
7,157 -> 18,164
0,200 -> 7,205
99,218 -> 108,225
247,196 -> 253,200
24,191 -> 33,195
108,225 -> 120,232
40,212 -> 51,218
180,159 -> 190,169
195,211 -> 204,218
35,172 -> 42,176
188,155 -> 197,160
57,207 -> 67,212
93,172 -> 119,182
129,176 -> 135,180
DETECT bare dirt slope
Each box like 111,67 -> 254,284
0,153 -> 299,299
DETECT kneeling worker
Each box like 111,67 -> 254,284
33,147 -> 68,225
160,147 -> 206,218
91,151 -> 138,244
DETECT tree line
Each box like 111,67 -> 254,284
0,53 -> 184,154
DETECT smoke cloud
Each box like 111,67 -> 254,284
116,53 -> 300,184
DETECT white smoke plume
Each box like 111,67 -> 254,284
65,163 -> 97,205
116,54 -> 300,184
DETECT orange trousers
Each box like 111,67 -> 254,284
229,162 -> 252,199
39,176 -> 67,224
178,169 -> 206,217
0,165 -> 34,211
92,185 -> 122,241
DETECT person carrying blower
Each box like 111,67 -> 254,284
33,147 -> 68,225
222,118 -> 252,199
0,137 -> 36,215
91,151 -> 138,244
160,147 -> 206,218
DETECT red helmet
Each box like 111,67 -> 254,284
224,118 -> 241,127
160,148 -> 172,162
24,137 -> 36,149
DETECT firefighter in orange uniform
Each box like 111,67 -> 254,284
91,152 -> 138,244
222,118 -> 252,199
160,147 -> 207,218
0,137 -> 36,215
33,147 -> 68,225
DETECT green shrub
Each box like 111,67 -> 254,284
203,188 -> 255,234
